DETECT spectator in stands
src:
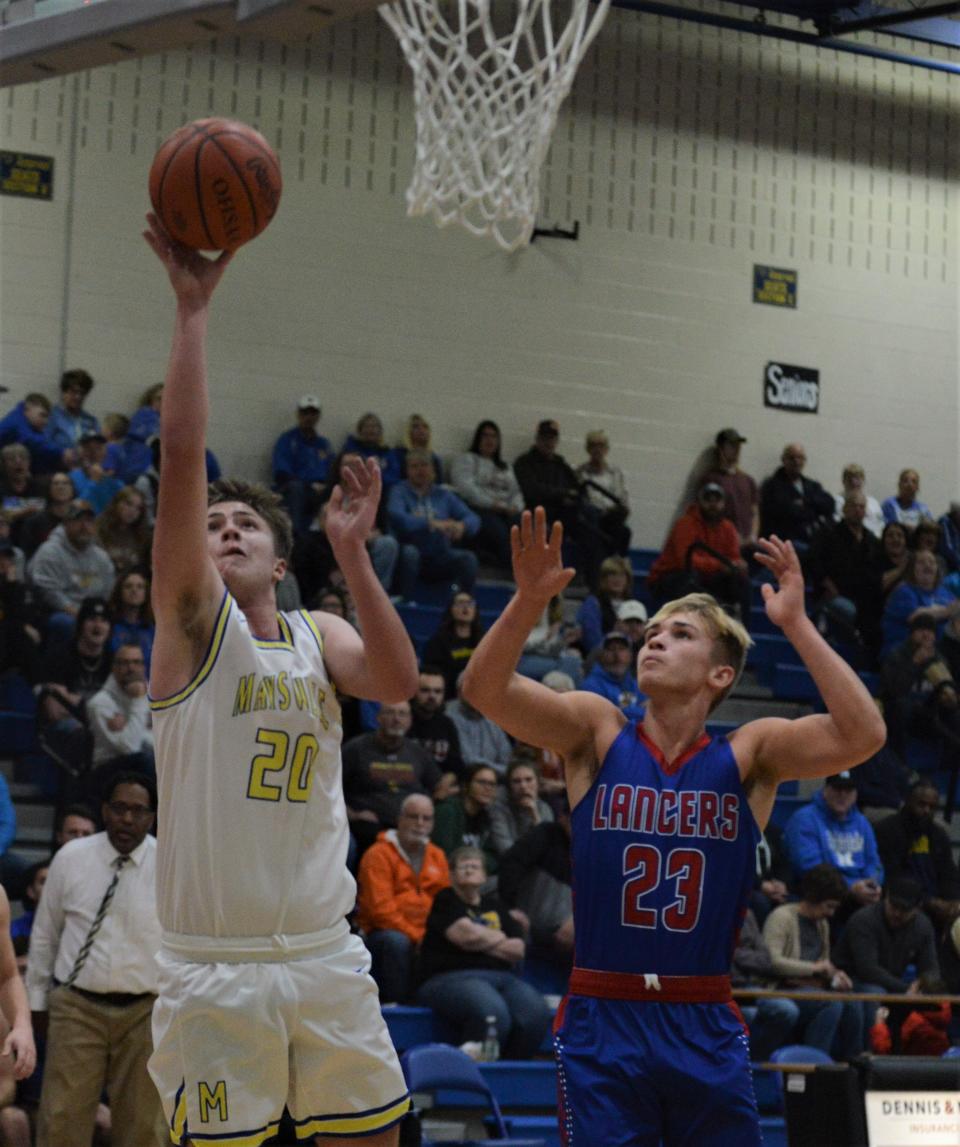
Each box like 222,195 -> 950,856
759,443 -> 834,547
808,491 -> 884,653
53,804 -> 96,851
579,631 -> 645,721
432,763 -> 500,881
913,519 -> 946,578
498,802 -> 573,968
833,463 -> 885,538
881,550 -> 960,657
575,556 -> 634,657
513,420 -> 606,587
101,411 -> 150,485
0,539 -> 42,683
446,672 -> 513,777
852,741 -> 912,824
392,413 -> 444,484
85,642 -> 154,800
648,482 -> 750,621
422,590 -> 486,698
450,419 -> 524,571
127,383 -> 163,447
36,598 -> 113,784
356,793 -> 450,1004
107,568 -> 155,672
875,780 -> 960,934
701,428 -> 759,549
271,395 -> 333,535
27,501 -> 115,645
10,861 -> 49,943
879,521 -> 910,600
614,599 -> 648,656
342,700 -> 443,852
44,368 -> 100,452
341,412 -> 402,489
0,445 -> 46,534
489,760 -> 554,857
410,666 -> 465,785
416,845 -> 551,1059
882,468 -> 932,532
731,908 -> 799,1060
939,500 -> 960,574
575,429 -> 631,556
833,877 -> 940,999
0,394 -> 73,475
388,451 -> 480,595
783,773 -> 884,911
18,472 -> 75,559
68,431 -> 123,514
870,973 -> 951,1056
752,823 -> 791,925
26,772 -> 165,1145
133,436 -> 161,525
95,486 -> 151,578
880,614 -> 960,766
763,864 -> 863,1058
518,593 -> 583,683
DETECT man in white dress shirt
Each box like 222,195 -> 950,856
26,772 -> 165,1147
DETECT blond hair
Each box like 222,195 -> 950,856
646,593 -> 753,710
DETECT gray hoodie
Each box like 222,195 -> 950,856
27,525 -> 115,612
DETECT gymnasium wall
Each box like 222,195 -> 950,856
0,2 -> 957,548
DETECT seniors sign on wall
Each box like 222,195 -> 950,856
764,362 -> 820,414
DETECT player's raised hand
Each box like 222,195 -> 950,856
755,535 -> 806,631
511,508 -> 575,602
143,212 -> 233,309
326,456 -> 381,550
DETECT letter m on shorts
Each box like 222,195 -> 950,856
198,1080 -> 228,1123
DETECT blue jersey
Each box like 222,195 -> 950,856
571,722 -> 760,978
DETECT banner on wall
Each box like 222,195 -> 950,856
0,151 -> 53,200
865,1090 -> 960,1146
753,264 -> 797,308
764,362 -> 819,414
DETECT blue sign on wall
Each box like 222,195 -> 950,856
753,265 -> 797,308
1,151 -> 54,200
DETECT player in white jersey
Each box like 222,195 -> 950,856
142,214 -> 419,1147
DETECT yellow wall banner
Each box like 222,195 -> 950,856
753,264 -> 797,308
0,151 -> 53,200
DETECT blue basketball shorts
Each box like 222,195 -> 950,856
553,995 -> 763,1147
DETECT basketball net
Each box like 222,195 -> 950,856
380,0 -> 611,251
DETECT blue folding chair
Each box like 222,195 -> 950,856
401,1043 -> 547,1146
767,1044 -> 834,1114
942,1045 -> 960,1058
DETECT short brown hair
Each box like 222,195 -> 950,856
208,478 -> 293,561
24,393 -> 51,412
60,368 -> 94,395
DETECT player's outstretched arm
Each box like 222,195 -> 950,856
0,888 -> 35,1080
735,536 -> 886,785
462,508 -> 618,776
143,215 -> 232,681
315,457 -> 418,703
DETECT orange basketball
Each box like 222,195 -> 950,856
148,118 -> 282,252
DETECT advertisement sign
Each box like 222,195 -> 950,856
0,151 -> 54,200
865,1091 -> 960,1146
764,361 -> 820,414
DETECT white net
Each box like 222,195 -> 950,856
379,0 -> 611,251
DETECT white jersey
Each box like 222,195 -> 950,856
150,592 -> 353,947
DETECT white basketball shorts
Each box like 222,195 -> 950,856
149,929 -> 409,1145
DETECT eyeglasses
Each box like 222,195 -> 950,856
106,801 -> 153,819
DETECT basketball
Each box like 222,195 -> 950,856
148,118 -> 282,252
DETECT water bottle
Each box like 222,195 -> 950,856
481,1015 -> 499,1062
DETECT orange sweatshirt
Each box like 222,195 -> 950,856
356,830 -> 450,944
648,505 -> 742,586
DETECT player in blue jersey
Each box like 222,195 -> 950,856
462,508 -> 885,1147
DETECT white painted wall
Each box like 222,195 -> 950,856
0,6 -> 956,547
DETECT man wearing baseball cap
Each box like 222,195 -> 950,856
270,395 -> 333,535
69,430 -> 123,514
701,428 -> 759,548
648,482 -> 751,622
580,631 -> 645,721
